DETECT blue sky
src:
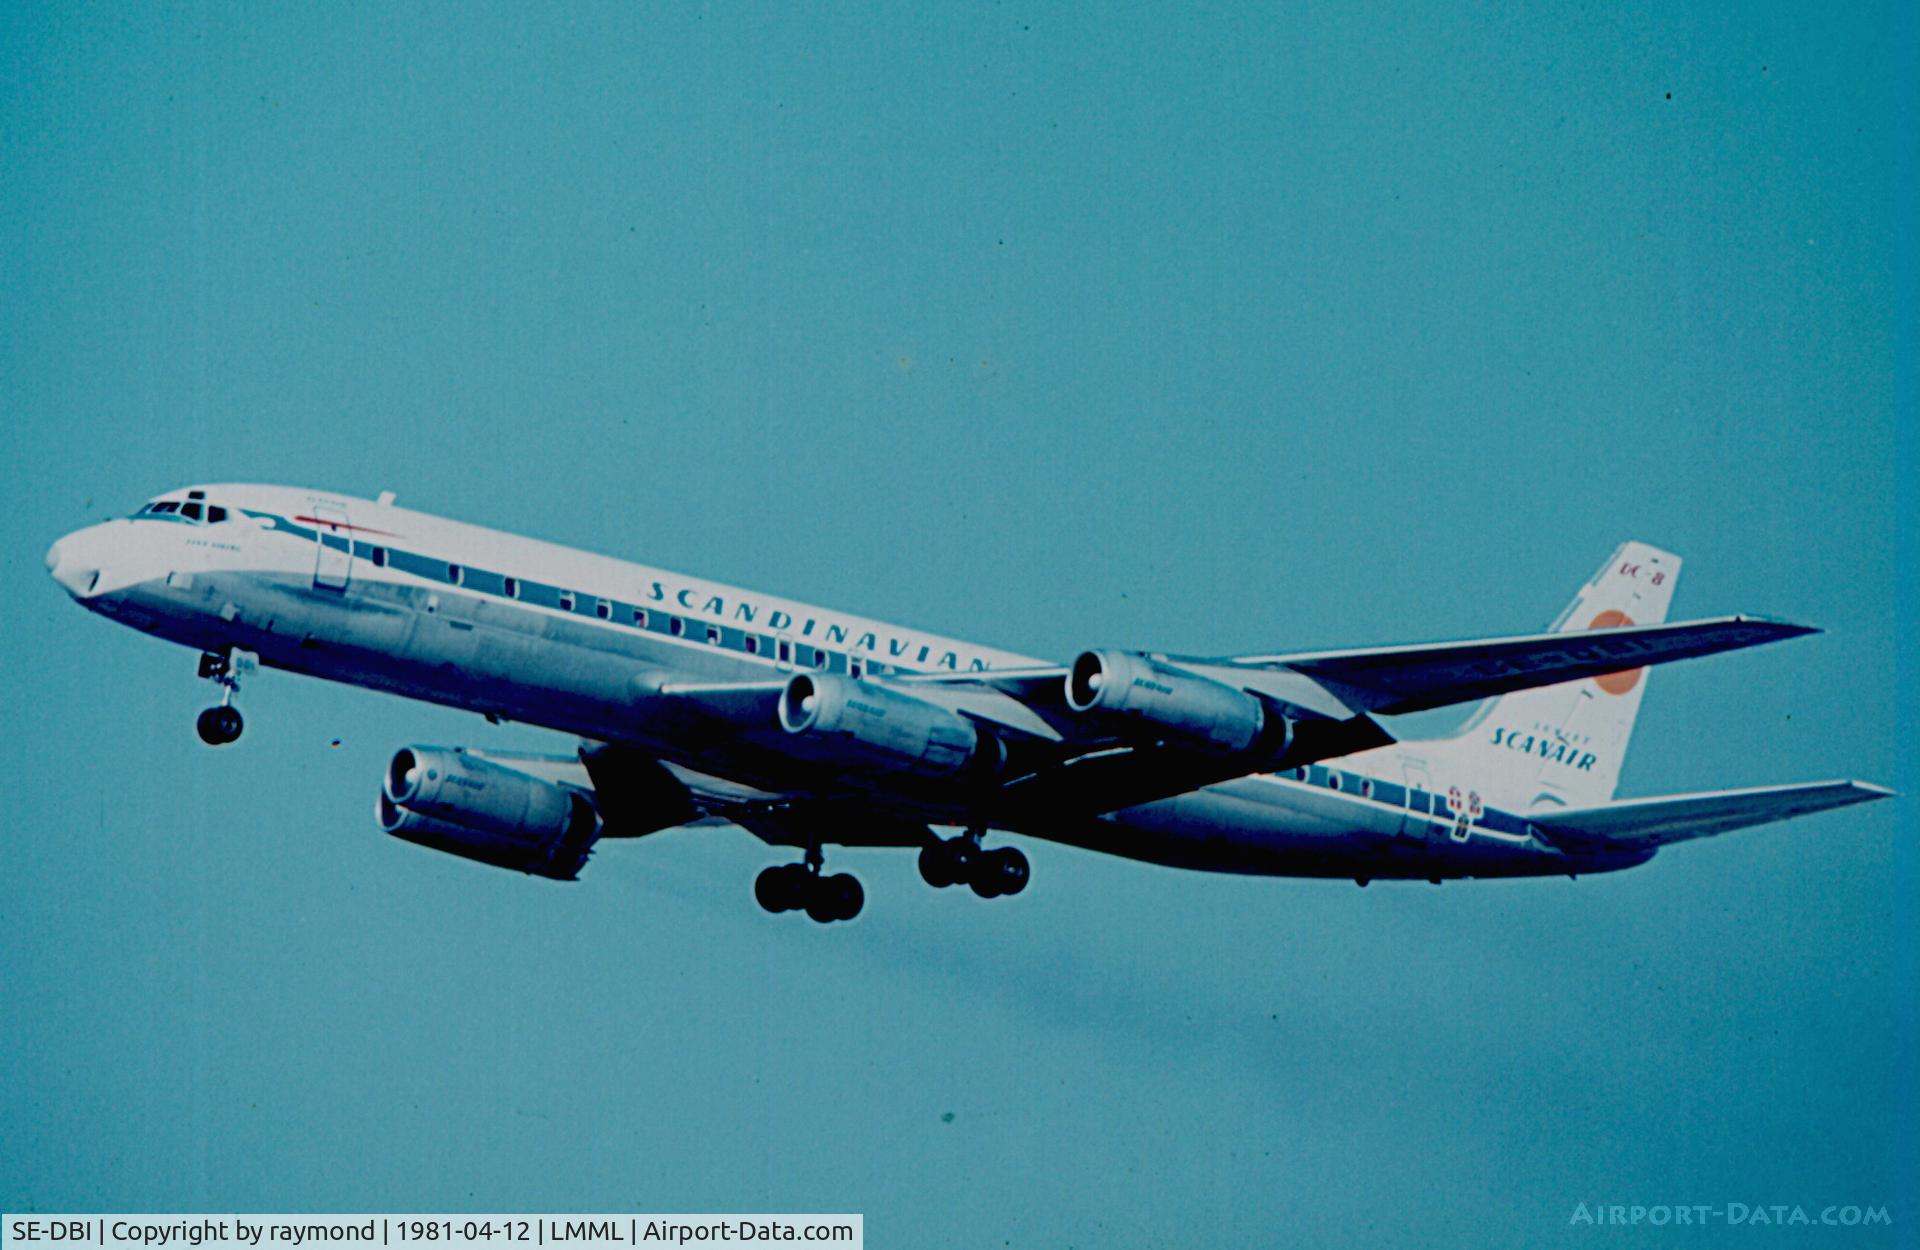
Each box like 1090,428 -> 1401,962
2,3 -> 1910,1246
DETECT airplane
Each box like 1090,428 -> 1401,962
45,484 -> 1891,923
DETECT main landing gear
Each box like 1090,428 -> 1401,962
194,647 -> 254,746
756,847 -> 864,924
920,829 -> 1029,899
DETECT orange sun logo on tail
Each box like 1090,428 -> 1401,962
1588,609 -> 1643,695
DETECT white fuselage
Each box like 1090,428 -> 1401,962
46,484 -> 1649,881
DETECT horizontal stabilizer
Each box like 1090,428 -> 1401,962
1228,615 -> 1817,716
1528,780 -> 1893,851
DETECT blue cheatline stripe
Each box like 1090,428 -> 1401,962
131,509 -> 1540,844
200,507 -> 869,677
220,507 -> 887,681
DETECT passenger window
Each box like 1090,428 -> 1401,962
206,506 -> 228,524
848,658 -> 864,680
448,564 -> 463,586
181,502 -> 203,521
1328,772 -> 1343,791
504,577 -> 520,599
813,648 -> 830,670
777,639 -> 792,664
632,607 -> 649,628
669,616 -> 685,637
706,625 -> 722,645
595,599 -> 612,620
371,546 -> 388,567
558,591 -> 575,611
744,635 -> 761,656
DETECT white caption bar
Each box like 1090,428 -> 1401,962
3,1218 -> 861,1250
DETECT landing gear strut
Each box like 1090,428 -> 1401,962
919,829 -> 1029,899
755,846 -> 863,924
195,647 -> 254,746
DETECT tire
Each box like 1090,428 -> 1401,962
990,846 -> 1030,896
967,847 -> 1029,899
196,705 -> 242,745
824,873 -> 863,922
755,865 -> 796,913
918,841 -> 956,888
803,879 -> 839,924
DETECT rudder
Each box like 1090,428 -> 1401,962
1413,541 -> 1680,811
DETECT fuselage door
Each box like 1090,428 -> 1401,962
311,502 -> 352,592
1399,762 -> 1433,839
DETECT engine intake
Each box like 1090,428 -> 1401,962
778,672 -> 996,778
379,746 -> 599,879
1066,649 -> 1291,758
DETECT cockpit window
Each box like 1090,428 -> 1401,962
137,497 -> 233,522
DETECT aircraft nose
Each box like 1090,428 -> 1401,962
46,531 -> 102,597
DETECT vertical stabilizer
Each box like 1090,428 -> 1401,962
1410,542 -> 1681,811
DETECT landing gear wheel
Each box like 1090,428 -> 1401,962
806,873 -> 864,924
923,833 -> 1029,899
920,832 -> 982,890
759,860 -> 861,923
969,857 -> 1004,899
983,846 -> 1029,897
918,840 -> 957,888
755,863 -> 810,913
196,704 -> 244,745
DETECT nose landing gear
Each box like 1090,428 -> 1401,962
919,829 -> 1029,899
755,846 -> 864,924
194,647 -> 255,746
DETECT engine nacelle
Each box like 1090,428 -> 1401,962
378,746 -> 599,879
1066,649 -> 1287,757
778,672 -> 995,778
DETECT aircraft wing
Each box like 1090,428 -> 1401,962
1527,780 -> 1893,851
909,617 -> 1815,721
1210,615 -> 1817,716
877,615 -> 1821,816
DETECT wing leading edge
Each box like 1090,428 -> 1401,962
1214,615 -> 1818,717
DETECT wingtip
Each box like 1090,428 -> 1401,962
1730,614 -> 1822,637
